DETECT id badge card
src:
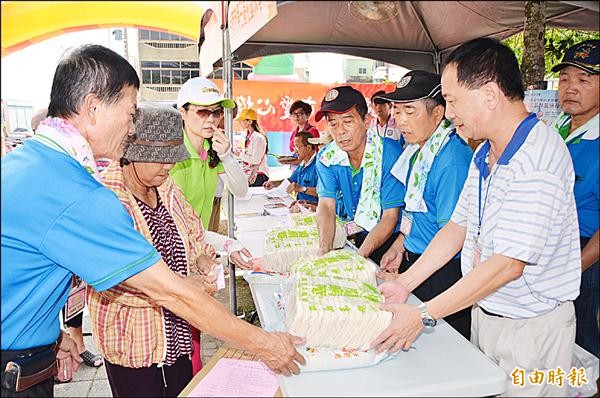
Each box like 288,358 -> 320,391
345,220 -> 365,237
400,210 -> 413,236
64,276 -> 86,322
472,237 -> 482,268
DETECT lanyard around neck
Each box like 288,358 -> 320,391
376,118 -> 389,136
477,165 -> 497,238
476,113 -> 538,238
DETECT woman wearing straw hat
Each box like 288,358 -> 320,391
234,108 -> 270,186
88,103 -> 257,397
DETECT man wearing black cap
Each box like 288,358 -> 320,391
551,39 -> 599,358
372,38 -> 581,397
314,86 -> 405,265
375,70 -> 473,340
370,90 -> 403,142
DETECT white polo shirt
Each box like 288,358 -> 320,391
370,116 -> 402,141
451,115 -> 581,319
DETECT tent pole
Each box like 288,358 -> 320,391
221,0 -> 237,315
434,51 -> 441,75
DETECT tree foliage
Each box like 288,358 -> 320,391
504,29 -> 600,78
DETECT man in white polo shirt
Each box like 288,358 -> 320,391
371,38 -> 581,397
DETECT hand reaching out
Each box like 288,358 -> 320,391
258,332 -> 306,376
230,247 -> 254,269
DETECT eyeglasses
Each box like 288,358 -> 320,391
193,108 -> 224,118
293,144 -> 306,151
290,111 -> 306,118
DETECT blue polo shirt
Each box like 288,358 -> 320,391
567,135 -> 599,238
1,141 -> 161,350
316,138 -> 405,232
289,154 -> 318,202
403,133 -> 473,254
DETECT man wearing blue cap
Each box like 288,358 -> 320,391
314,86 -> 405,265
551,39 -> 599,357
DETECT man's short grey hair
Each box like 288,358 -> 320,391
47,44 -> 140,119
423,97 -> 445,114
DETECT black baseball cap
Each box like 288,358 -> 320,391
375,70 -> 442,104
551,39 -> 599,74
315,86 -> 367,122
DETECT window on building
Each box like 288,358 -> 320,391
7,105 -> 33,131
151,70 -> 161,84
160,70 -> 171,85
138,30 -> 207,90
139,29 -> 192,42
358,67 -> 367,74
138,29 -> 195,49
140,60 -> 201,87
207,62 -> 254,81
171,70 -> 182,85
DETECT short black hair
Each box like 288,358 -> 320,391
444,37 -> 524,101
295,131 -> 315,149
47,44 -> 140,118
371,90 -> 386,102
289,100 -> 312,116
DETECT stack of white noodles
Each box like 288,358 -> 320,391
290,249 -> 376,285
284,271 -> 391,350
263,216 -> 346,273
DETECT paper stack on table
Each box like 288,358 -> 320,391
263,202 -> 290,216
265,179 -> 291,199
189,358 -> 279,397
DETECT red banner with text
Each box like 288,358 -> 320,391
212,79 -> 395,132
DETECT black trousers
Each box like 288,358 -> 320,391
105,355 -> 192,398
574,236 -> 599,357
1,345 -> 55,398
354,232 -> 400,266
250,173 -> 268,187
400,250 -> 472,340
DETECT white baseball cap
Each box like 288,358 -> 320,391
176,77 -> 236,109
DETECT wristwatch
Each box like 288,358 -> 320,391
419,303 -> 437,328
301,186 -> 308,193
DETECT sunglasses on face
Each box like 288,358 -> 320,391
193,108 -> 224,118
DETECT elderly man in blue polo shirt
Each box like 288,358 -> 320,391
371,38 -> 581,397
1,45 -> 304,397
551,39 -> 599,358
375,70 -> 473,340
314,86 -> 405,265
264,131 -> 319,204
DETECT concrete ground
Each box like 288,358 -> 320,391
54,272 -> 255,397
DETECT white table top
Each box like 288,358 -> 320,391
231,188 -> 294,258
245,275 -> 507,397
231,191 -> 507,396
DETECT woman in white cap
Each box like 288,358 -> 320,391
234,108 -> 269,186
170,77 -> 248,231
88,103 -> 256,397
